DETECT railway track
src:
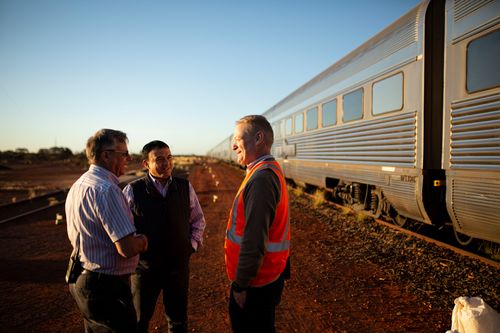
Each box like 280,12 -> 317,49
0,190 -> 67,225
0,171 -> 146,225
301,191 -> 500,270
373,217 -> 500,270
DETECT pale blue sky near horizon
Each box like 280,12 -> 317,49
0,0 -> 421,155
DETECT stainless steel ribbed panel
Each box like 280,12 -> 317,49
262,2 -> 427,224
448,0 -> 499,43
382,176 -> 422,221
454,0 -> 495,21
445,94 -> 500,243
271,142 -> 283,160
448,177 -> 500,242
280,157 -> 424,222
263,2 -> 425,121
444,0 -> 500,242
449,94 -> 500,170
277,110 -> 423,221
279,160 -> 389,188
284,111 -> 417,168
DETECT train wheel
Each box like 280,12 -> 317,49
394,214 -> 407,227
453,228 -> 473,246
369,188 -> 383,219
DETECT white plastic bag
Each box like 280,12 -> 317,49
449,296 -> 500,333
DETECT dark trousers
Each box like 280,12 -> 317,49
131,262 -> 190,333
69,270 -> 137,333
229,274 -> 285,333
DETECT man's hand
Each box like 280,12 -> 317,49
135,234 -> 148,252
233,290 -> 247,309
115,233 -> 148,258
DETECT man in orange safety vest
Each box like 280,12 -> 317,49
224,115 -> 291,333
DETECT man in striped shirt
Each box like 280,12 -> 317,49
66,129 -> 148,333
123,140 -> 206,333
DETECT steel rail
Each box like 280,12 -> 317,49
0,172 -> 146,225
0,200 -> 65,225
302,192 -> 500,270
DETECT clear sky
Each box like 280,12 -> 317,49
0,0 -> 421,155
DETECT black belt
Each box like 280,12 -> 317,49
82,269 -> 130,282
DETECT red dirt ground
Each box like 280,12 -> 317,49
0,159 -> 451,332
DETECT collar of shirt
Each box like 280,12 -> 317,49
89,164 -> 120,185
148,172 -> 172,197
247,154 -> 274,174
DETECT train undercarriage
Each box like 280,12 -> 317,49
296,178 -> 477,248
328,182 -> 408,227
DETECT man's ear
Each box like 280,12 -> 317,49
141,159 -> 149,169
99,150 -> 110,163
255,131 -> 264,145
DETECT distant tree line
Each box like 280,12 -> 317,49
0,147 -> 85,163
0,147 -> 141,164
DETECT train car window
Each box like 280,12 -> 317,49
322,99 -> 337,127
343,88 -> 363,122
372,73 -> 403,115
295,113 -> 304,133
467,29 -> 500,93
306,107 -> 318,131
285,118 -> 293,136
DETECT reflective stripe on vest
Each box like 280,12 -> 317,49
226,162 -> 290,253
225,159 -> 290,286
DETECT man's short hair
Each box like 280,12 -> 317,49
141,140 -> 170,160
236,115 -> 274,146
86,129 -> 128,164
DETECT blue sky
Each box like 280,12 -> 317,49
0,0 -> 420,155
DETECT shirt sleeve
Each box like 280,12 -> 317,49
97,184 -> 136,242
188,182 -> 206,248
236,169 -> 281,288
122,184 -> 135,210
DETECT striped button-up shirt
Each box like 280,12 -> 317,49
66,164 -> 138,275
122,173 -> 206,250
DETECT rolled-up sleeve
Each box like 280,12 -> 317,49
188,182 -> 206,248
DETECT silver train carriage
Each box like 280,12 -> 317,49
207,135 -> 237,163
208,0 -> 500,245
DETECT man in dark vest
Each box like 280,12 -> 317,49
123,140 -> 206,333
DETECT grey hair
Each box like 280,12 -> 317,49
85,129 -> 128,164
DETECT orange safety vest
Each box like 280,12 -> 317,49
224,159 -> 290,287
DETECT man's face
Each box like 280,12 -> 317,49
102,141 -> 131,177
232,123 -> 257,166
143,147 -> 173,180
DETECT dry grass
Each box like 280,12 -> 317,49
480,241 -> 500,260
290,185 -> 303,197
341,206 -> 351,215
312,189 -> 325,208
28,188 -> 37,199
355,212 -> 372,223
